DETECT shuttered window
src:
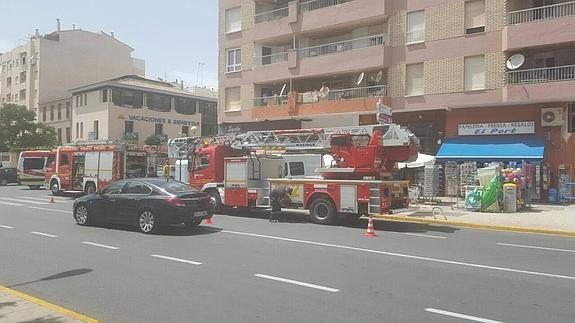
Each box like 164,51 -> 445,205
406,63 -> 424,96
226,7 -> 242,33
406,11 -> 425,44
465,55 -> 485,90
225,87 -> 241,112
465,0 -> 486,34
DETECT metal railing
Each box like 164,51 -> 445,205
508,1 -> 575,25
254,95 -> 289,107
298,85 -> 387,103
300,0 -> 352,12
254,6 -> 289,23
507,65 -> 575,85
253,52 -> 289,66
299,34 -> 387,58
406,30 -> 425,44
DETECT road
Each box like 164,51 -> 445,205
0,184 -> 574,323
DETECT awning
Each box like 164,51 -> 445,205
436,136 -> 545,161
398,153 -> 435,169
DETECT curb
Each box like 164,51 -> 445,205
372,215 -> 575,238
0,284 -> 99,323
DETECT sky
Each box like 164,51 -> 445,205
0,0 -> 219,89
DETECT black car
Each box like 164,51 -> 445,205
0,167 -> 19,186
73,178 -> 215,234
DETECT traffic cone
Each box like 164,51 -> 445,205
364,217 -> 378,237
205,217 -> 213,225
49,196 -> 55,204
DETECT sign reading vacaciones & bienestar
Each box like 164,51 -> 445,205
458,121 -> 535,136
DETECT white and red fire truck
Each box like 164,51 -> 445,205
168,124 -> 420,224
45,140 -> 148,196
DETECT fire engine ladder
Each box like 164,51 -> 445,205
369,183 -> 381,215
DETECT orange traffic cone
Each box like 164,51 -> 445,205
205,217 -> 213,225
364,217 -> 378,237
49,196 -> 55,204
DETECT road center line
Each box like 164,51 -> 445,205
28,206 -> 73,214
0,197 -> 48,205
221,230 -> 575,281
497,242 -> 575,254
151,254 -> 202,265
254,274 -> 339,293
31,231 -> 58,238
425,308 -> 504,323
82,241 -> 119,250
0,224 -> 15,229
387,231 -> 446,239
0,201 -> 25,207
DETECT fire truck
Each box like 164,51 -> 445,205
168,124 -> 420,224
45,140 -> 148,196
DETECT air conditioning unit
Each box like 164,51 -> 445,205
541,107 -> 564,127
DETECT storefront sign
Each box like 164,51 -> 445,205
458,121 -> 535,136
119,114 -> 200,127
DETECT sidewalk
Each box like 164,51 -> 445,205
0,285 -> 97,323
378,200 -> 575,237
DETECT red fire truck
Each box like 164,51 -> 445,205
45,141 -> 148,196
168,124 -> 420,224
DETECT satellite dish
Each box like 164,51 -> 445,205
279,83 -> 287,96
507,54 -> 525,70
375,70 -> 383,83
356,72 -> 365,86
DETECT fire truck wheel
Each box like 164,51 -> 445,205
50,180 -> 61,196
74,204 -> 90,226
138,209 -> 160,234
309,198 -> 337,225
84,183 -> 97,195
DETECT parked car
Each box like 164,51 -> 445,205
0,167 -> 19,186
72,178 -> 215,234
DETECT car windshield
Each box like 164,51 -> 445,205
161,180 -> 198,194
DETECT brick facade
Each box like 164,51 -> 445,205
424,57 -> 465,95
485,52 -> 506,89
425,2 -> 465,42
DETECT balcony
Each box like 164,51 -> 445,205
299,34 -> 387,58
507,65 -> 575,85
298,85 -> 387,103
254,6 -> 289,24
506,64 -> 575,103
124,132 -> 139,142
299,0 -> 353,13
507,1 -> 575,25
253,52 -> 289,66
253,95 -> 288,108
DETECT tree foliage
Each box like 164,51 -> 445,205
0,104 -> 58,151
144,134 -> 165,146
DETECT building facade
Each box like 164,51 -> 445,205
69,75 -> 218,148
218,0 -> 575,198
0,23 -> 145,127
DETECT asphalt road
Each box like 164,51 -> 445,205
0,184 -> 574,323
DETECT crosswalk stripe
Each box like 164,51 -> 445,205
0,198 -> 48,205
0,201 -> 25,207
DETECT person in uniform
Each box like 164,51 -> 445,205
268,186 -> 293,223
162,160 -> 171,181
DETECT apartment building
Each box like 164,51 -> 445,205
69,75 -> 217,148
219,0 -> 575,198
0,22 -> 145,140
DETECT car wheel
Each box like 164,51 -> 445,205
138,210 -> 159,234
0,179 -> 7,186
309,198 -> 337,225
50,180 -> 60,196
184,219 -> 202,230
84,183 -> 96,195
207,190 -> 222,212
74,204 -> 90,226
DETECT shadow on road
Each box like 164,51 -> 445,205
0,301 -> 17,309
88,222 -> 223,236
8,268 -> 93,288
19,318 -> 68,323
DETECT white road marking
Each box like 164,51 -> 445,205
254,274 -> 339,293
425,308 -> 504,323
31,231 -> 58,238
0,197 -> 48,205
27,206 -> 73,214
151,254 -> 202,265
0,201 -> 25,207
498,242 -> 575,254
81,241 -> 119,250
0,224 -> 15,229
387,231 -> 446,239
221,230 -> 575,281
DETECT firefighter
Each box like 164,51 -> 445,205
162,160 -> 171,181
268,186 -> 293,223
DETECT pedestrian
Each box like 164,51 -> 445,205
268,186 -> 293,223
162,159 -> 171,181
318,82 -> 330,101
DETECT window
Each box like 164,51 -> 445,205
66,102 -> 70,119
50,105 -> 54,121
407,11 -> 425,44
79,94 -> 83,107
569,103 -> 575,133
59,154 -> 69,166
84,93 -> 88,106
112,89 -> 143,108
155,123 -> 163,135
102,89 -> 108,102
289,162 -> 305,176
65,127 -> 71,143
102,181 -> 126,195
76,123 -> 79,139
125,121 -> 134,134
57,104 -> 62,120
465,55 -> 485,90
80,122 -> 83,138
147,93 -> 172,112
182,126 -> 189,136
93,120 -> 99,140
465,0 -> 486,34
193,153 -> 210,170
406,63 -> 424,96
122,182 -> 152,195
225,87 -> 241,111
57,128 -> 62,143
175,98 -> 196,115
75,95 -> 79,107
6,77 -> 11,87
21,56 -> 26,65
23,158 -> 45,170
20,71 -> 26,83
226,49 -> 242,72
42,107 -> 47,122
225,7 -> 242,33
163,181 -> 198,194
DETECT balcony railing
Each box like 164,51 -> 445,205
254,95 -> 289,107
299,34 -> 387,58
299,85 -> 387,103
508,1 -> 575,25
507,65 -> 575,85
253,52 -> 289,66
300,0 -> 352,12
406,30 -> 425,44
254,6 -> 289,23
